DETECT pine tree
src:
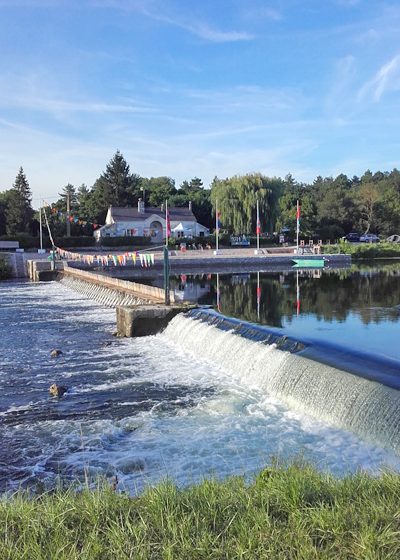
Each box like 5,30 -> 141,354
92,151 -> 141,221
57,184 -> 78,212
5,167 -> 34,235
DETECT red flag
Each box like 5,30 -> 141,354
166,208 -> 171,237
256,218 -> 261,235
296,203 -> 301,220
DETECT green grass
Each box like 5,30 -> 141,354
0,255 -> 11,280
1,463 -> 400,559
324,242 -> 400,259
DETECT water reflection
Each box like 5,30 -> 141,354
168,261 -> 400,362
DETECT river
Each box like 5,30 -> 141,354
1,271 -> 399,493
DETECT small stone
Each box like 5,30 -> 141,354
49,384 -> 68,398
50,349 -> 63,358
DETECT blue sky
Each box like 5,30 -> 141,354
0,0 -> 400,206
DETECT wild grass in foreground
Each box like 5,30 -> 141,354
1,463 -> 399,559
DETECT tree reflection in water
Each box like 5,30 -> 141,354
173,261 -> 400,327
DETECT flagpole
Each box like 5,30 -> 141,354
164,199 -> 170,305
165,199 -> 168,247
216,272 -> 220,311
256,199 -> 260,254
215,200 -> 219,254
296,199 -> 300,254
39,202 -> 43,251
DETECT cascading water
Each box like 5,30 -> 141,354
164,309 -> 400,455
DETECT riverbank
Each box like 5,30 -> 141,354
1,463 -> 399,559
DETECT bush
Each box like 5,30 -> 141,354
324,242 -> 400,258
0,233 -> 42,250
0,254 -> 11,280
98,236 -> 152,248
0,234 -> 97,250
54,236 -> 96,248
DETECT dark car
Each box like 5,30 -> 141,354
360,233 -> 380,243
344,232 -> 361,242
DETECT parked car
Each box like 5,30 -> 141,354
386,234 -> 400,243
343,232 -> 361,242
359,233 -> 380,243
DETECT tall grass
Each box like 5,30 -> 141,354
1,463 -> 399,559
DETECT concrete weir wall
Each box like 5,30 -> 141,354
117,305 -> 190,337
58,264 -> 172,308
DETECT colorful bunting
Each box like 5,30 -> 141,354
55,247 -> 156,268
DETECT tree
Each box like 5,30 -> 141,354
277,175 -> 317,237
0,190 -> 11,235
210,173 -> 283,234
5,167 -> 34,235
57,184 -> 78,212
91,151 -> 141,222
140,176 -> 177,207
357,182 -> 379,234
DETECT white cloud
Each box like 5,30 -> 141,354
358,54 -> 400,101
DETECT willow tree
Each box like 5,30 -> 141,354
210,173 -> 283,234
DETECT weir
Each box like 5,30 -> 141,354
164,309 -> 400,455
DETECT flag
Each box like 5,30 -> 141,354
166,206 -> 171,237
216,210 -> 222,231
296,201 -> 300,234
256,200 -> 261,235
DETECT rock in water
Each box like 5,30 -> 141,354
49,384 -> 68,398
50,349 -> 63,358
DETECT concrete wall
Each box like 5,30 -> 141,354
116,304 -> 190,336
2,252 -> 27,278
62,264 -> 173,303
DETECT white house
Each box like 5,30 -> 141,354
94,199 -> 209,243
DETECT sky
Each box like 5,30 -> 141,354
0,0 -> 400,206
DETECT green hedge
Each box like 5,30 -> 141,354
54,236 -> 96,248
0,234 -> 96,250
324,242 -> 400,258
0,254 -> 11,280
98,236 -> 152,248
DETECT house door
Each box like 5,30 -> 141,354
150,221 -> 163,242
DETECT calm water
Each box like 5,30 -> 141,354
0,268 -> 399,493
168,261 -> 400,365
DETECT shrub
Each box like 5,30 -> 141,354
323,242 -> 400,258
54,236 -> 96,248
98,236 -> 152,248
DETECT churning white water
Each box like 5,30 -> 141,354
0,281 -> 399,494
164,312 -> 400,456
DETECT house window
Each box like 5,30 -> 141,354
126,228 -> 138,237
199,231 -> 204,237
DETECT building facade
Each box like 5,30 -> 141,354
94,200 -> 209,242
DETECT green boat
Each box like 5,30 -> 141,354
292,259 -> 325,268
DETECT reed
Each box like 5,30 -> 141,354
1,462 -> 399,559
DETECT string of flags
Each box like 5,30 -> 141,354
47,205 -> 99,229
56,247 -> 156,268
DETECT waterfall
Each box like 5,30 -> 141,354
164,309 -> 400,455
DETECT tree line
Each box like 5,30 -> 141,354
1,151 -> 399,239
